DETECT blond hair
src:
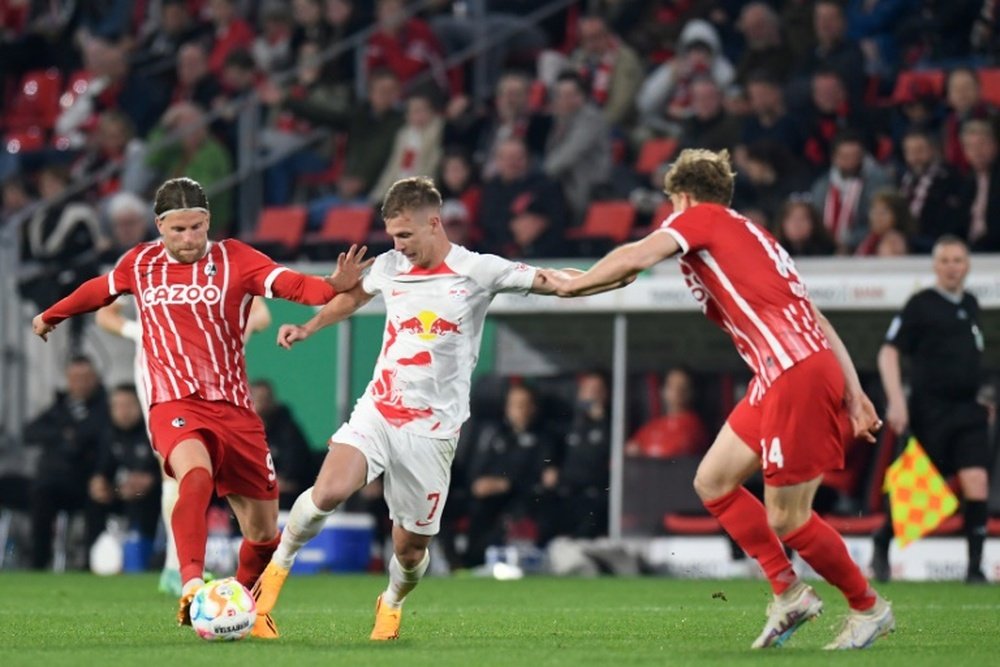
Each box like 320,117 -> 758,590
663,148 -> 736,205
381,176 -> 443,220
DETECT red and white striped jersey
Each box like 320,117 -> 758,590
103,239 -> 326,409
659,204 -> 830,405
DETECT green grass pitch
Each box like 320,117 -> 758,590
1,573 -> 997,666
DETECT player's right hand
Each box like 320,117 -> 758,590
277,324 -> 310,349
32,314 -> 55,342
885,400 -> 908,436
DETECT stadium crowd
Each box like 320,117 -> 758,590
2,0 -> 999,574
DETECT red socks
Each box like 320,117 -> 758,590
172,468 -> 214,587
236,533 -> 281,589
782,512 -> 876,611
704,487 -> 797,595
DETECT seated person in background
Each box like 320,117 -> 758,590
250,380 -> 316,511
26,356 -> 108,570
538,372 -> 611,543
626,367 -> 708,459
463,384 -> 553,568
88,385 -> 161,553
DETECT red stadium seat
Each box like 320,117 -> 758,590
248,206 -> 307,259
978,68 -> 1000,107
635,138 -> 678,175
567,200 -> 636,244
662,514 -> 721,535
5,69 -> 62,133
891,70 -> 944,106
652,200 -> 674,226
4,127 -> 46,153
302,206 -> 374,261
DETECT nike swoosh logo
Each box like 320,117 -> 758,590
415,519 -> 433,526
391,289 -> 407,297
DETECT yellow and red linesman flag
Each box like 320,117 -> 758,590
883,437 -> 959,547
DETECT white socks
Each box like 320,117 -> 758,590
382,550 -> 430,609
272,487 -> 334,570
161,477 -> 180,571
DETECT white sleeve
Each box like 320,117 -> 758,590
361,253 -> 389,295
473,253 -> 538,295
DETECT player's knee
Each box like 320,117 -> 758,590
766,506 -> 806,537
693,470 -> 730,501
395,543 -> 427,569
310,483 -> 351,511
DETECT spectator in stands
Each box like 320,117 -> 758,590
55,34 -> 167,145
801,68 -> 876,171
774,199 -> 837,256
70,110 -> 151,200
480,137 -> 568,256
959,119 -> 1000,251
99,191 -> 155,264
846,0 -> 913,78
735,142 -> 813,225
626,367 -> 708,459
855,189 -> 914,256
369,90 -> 444,203
25,356 -> 108,570
567,14 -> 644,130
943,68 -> 996,174
252,2 -> 295,74
971,0 -> 1000,56
876,228 -> 910,255
543,72 -> 611,224
1,175 -> 34,222
677,78 -> 741,154
437,149 -> 482,247
206,0 -> 255,76
889,78 -> 945,157
811,130 -> 892,253
538,372 -> 611,543
290,0 -> 331,55
135,0 -> 213,78
212,49 -> 261,155
367,0 -> 457,97
171,41 -> 221,111
899,129 -> 965,252
250,380 -> 315,511
296,68 -> 405,221
739,70 -> 805,161
463,384 -> 553,568
321,0 -> 369,82
87,385 -> 161,559
735,2 -> 794,85
19,166 -> 106,332
145,102 -> 233,234
446,71 -> 552,180
798,0 -> 865,103
635,19 -> 735,140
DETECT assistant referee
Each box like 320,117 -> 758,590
873,235 -> 991,583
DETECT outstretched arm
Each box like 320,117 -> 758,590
811,303 -> 883,443
530,268 -> 636,296
34,275 -> 120,341
553,231 -> 680,297
276,284 -> 374,349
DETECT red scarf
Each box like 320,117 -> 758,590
823,174 -> 863,246
583,38 -> 618,106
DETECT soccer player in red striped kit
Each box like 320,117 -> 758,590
547,149 -> 895,650
32,177 -> 372,639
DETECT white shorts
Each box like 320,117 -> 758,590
330,401 -> 457,536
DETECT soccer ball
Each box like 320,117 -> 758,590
189,577 -> 257,641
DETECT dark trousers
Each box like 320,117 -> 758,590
29,478 -> 95,570
536,486 -> 608,545
464,492 -> 514,568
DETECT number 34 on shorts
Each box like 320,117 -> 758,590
761,437 -> 785,469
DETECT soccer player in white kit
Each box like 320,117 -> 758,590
253,177 -> 616,640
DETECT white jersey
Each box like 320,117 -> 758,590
358,244 -> 536,438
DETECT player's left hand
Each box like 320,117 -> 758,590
32,314 -> 55,342
326,244 -> 375,293
846,391 -> 882,444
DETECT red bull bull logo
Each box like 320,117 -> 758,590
397,310 -> 461,341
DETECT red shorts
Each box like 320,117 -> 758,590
148,397 -> 278,500
727,349 -> 852,486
